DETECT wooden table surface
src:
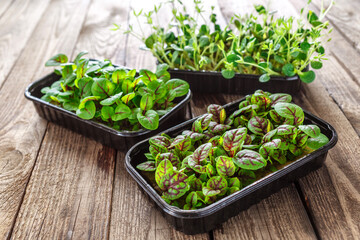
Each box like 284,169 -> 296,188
0,0 -> 359,239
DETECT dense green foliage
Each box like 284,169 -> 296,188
116,0 -> 333,83
41,52 -> 189,131
137,90 -> 330,209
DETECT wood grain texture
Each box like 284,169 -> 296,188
0,0 -> 91,238
294,83 -> 360,239
11,125 -> 116,239
0,0 -> 51,88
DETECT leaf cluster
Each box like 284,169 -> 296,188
118,0 -> 334,83
41,52 -> 189,131
137,89 -> 329,209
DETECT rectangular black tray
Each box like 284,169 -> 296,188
125,97 -> 338,235
25,72 -> 192,150
168,69 -> 301,95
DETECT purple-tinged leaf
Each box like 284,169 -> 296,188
276,124 -> 297,135
228,177 -> 241,188
149,135 -> 171,149
208,122 -> 231,134
269,93 -> 292,106
202,187 -> 221,197
262,139 -> 282,150
251,92 -> 271,110
238,169 -> 256,186
182,130 -> 205,141
216,156 -> 236,177
193,114 -> 213,132
206,164 -> 217,178
193,143 -> 212,163
136,161 -> 156,171
156,153 -> 180,169
160,172 -> 190,200
294,133 -> 308,147
206,176 -> 228,196
247,116 -> 268,135
222,128 -> 247,152
239,99 -> 250,109
155,159 -> 173,187
289,144 -> 303,156
231,105 -> 252,119
262,129 -> 278,143
209,136 -> 221,147
271,149 -> 287,164
299,125 -> 321,138
207,104 -> 226,123
234,149 -> 267,170
274,103 -> 304,124
307,133 -> 329,150
283,115 -> 304,126
186,191 -> 198,206
149,145 -> 167,158
188,156 -> 207,174
259,146 -> 270,159
189,176 -> 202,191
170,135 -> 191,152
269,110 -> 283,123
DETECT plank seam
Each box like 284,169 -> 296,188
6,122 -> 50,240
331,53 -> 360,88
294,181 -> 322,240
107,149 -> 117,240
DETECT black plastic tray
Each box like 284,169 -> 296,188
25,72 -> 192,150
125,97 -> 338,235
168,69 -> 301,95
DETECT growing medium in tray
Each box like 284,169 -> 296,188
40,52 -> 189,131
136,90 -> 330,210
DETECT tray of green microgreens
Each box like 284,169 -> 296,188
125,89 -> 337,234
25,52 -> 192,150
116,0 -> 334,94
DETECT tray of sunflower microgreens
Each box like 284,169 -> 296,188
25,52 -> 191,150
125,90 -> 337,234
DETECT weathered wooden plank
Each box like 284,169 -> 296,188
0,0 -> 91,238
9,0 -> 134,239
0,0 -> 51,88
11,125 -> 116,239
293,84 -> 360,239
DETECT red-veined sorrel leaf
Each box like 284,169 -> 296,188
206,176 -> 228,196
294,133 -> 308,146
193,143 -> 212,163
259,145 -> 270,159
148,80 -> 167,100
165,79 -> 190,97
136,161 -> 156,171
192,114 -> 213,132
121,80 -> 134,94
149,135 -> 171,149
251,92 -> 271,110
160,172 -> 190,200
208,122 -> 231,134
283,114 -> 304,126
149,145 -> 167,158
262,139 -> 282,150
188,156 -> 207,174
306,133 -> 329,150
216,156 -> 236,177
45,53 -> 68,66
207,104 -> 226,123
77,77 -> 93,97
248,116 -> 268,135
121,92 -> 136,104
170,135 -> 191,151
112,69 -> 127,84
155,159 -> 173,187
76,101 -> 96,120
234,149 -> 267,170
186,191 -> 198,206
228,177 -> 241,188
299,125 -> 321,138
269,109 -> 283,123
182,130 -> 205,141
91,78 -> 116,99
112,104 -> 131,121
79,96 -> 101,109
261,129 -> 277,143
100,92 -> 123,106
206,164 -> 216,178
137,110 -> 159,130
231,105 -> 252,118
156,152 -> 180,169
140,93 -> 155,111
271,149 -> 287,164
238,169 -> 256,186
276,124 -> 297,135
274,102 -> 304,120
202,187 -> 220,197
289,144 -> 303,156
269,93 -> 292,106
189,176 -> 202,191
101,106 -> 114,120
222,127 -> 247,152
76,59 -> 89,80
